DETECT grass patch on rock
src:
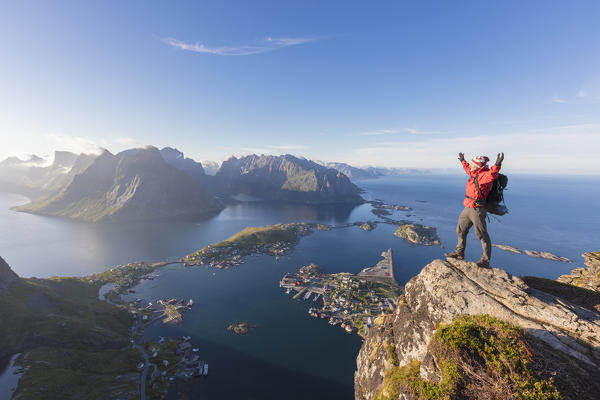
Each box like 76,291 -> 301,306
374,314 -> 562,400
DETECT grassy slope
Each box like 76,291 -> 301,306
374,315 -> 563,400
0,278 -> 139,399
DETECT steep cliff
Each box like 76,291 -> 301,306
0,256 -> 20,292
355,258 -> 600,400
216,154 -> 364,203
558,252 -> 600,292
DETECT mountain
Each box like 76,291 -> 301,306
370,166 -> 432,176
160,147 -> 207,182
355,258 -> 600,400
215,154 -> 364,203
15,146 -> 223,222
318,161 -> 383,180
0,150 -> 81,197
0,257 -> 138,398
0,256 -> 21,292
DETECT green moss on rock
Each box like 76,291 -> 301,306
374,315 -> 562,400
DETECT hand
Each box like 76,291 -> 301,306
458,152 -> 464,162
495,152 -> 504,166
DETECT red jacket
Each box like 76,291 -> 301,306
461,160 -> 501,208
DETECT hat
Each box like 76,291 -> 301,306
471,156 -> 489,167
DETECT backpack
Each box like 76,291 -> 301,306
474,173 -> 508,215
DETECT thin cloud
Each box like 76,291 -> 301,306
354,128 -> 421,136
552,92 -> 568,104
349,123 -> 600,174
353,127 -> 453,136
553,89 -> 599,104
162,36 -> 320,56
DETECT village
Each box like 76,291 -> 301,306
280,249 -> 402,337
124,296 -> 213,398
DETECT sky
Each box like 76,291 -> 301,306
1,1 -> 599,174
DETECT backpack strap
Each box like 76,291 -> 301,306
465,173 -> 486,206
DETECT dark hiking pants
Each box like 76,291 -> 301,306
456,207 -> 491,261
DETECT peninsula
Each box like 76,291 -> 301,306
280,249 -> 401,337
181,223 -> 328,268
493,244 -> 572,262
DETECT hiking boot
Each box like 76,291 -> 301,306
475,258 -> 490,268
444,250 -> 464,260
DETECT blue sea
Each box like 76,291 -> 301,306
0,174 -> 598,399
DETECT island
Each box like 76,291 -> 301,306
393,223 -> 440,246
181,223 -> 327,268
226,322 -> 258,335
280,249 -> 402,337
369,199 -> 413,212
493,244 -> 572,262
356,221 -> 377,231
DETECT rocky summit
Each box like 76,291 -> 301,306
558,252 -> 600,292
355,258 -> 600,400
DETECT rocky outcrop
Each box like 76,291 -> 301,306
215,154 -> 364,204
0,256 -> 20,292
15,146 -> 223,222
558,252 -> 600,292
355,258 -> 600,400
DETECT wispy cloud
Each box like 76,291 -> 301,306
162,36 -> 320,56
353,127 -> 452,137
553,89 -> 600,104
354,128 -> 422,136
552,92 -> 568,104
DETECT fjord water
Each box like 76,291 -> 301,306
1,174 -> 598,399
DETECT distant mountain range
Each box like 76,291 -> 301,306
14,147 -> 222,222
216,154 -> 364,204
0,151 -> 80,197
1,147 -> 371,221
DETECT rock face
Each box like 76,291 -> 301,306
160,147 -> 208,184
216,154 -> 364,203
558,252 -> 600,291
0,256 -> 20,292
355,258 -> 600,400
15,146 -> 223,222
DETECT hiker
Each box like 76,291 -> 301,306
445,152 -> 504,268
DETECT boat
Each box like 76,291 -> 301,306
192,348 -> 199,352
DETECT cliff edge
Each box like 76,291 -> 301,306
355,258 -> 600,400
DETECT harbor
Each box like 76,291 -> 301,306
280,250 -> 402,337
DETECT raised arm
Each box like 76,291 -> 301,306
458,153 -> 471,175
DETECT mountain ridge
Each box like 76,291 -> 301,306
216,154 -> 364,203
